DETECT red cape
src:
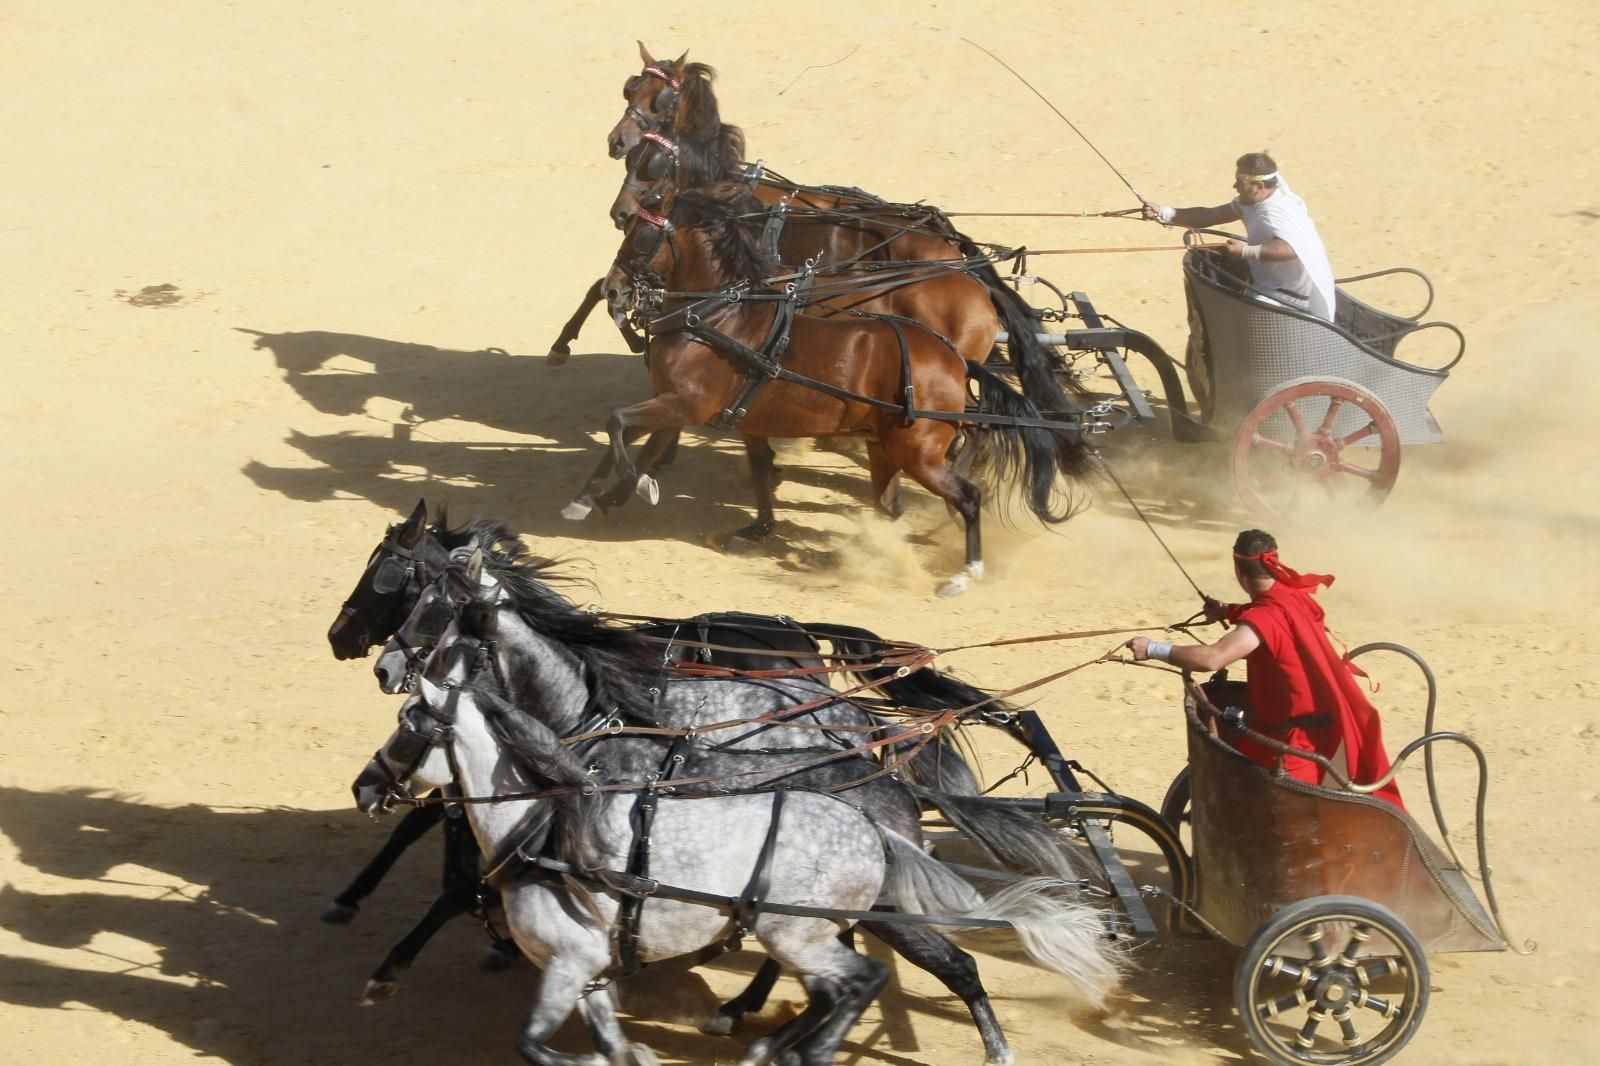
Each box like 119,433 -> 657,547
1232,583 -> 1404,807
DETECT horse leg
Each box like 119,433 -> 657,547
547,279 -> 646,365
566,426 -> 676,521
703,958 -> 784,1034
866,440 -> 904,518
882,428 -> 983,597
515,957 -> 612,1066
441,813 -> 521,971
599,395 -> 698,507
727,434 -> 779,549
595,429 -> 683,511
856,921 -> 1013,1066
740,925 -> 889,1066
360,886 -> 476,1003
323,803 -> 445,922
576,983 -> 659,1066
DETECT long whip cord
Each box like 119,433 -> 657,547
959,37 -> 1143,202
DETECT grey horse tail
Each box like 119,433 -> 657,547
874,825 -> 1120,1005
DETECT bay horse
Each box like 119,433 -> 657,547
352,549 -> 1118,1065
596,184 -> 1088,595
562,43 -> 1074,432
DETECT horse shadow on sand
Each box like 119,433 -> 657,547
241,328 -> 879,557
0,786 -> 1250,1064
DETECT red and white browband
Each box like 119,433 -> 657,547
640,64 -> 681,91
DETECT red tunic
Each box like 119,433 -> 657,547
1231,583 -> 1405,808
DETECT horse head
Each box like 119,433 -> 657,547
607,43 -> 690,158
605,183 -> 771,322
328,499 -> 432,660
353,549 -> 503,812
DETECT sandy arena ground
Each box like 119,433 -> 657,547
4,2 -> 1598,1063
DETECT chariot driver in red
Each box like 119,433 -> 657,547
1126,530 -> 1404,807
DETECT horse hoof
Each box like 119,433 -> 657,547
562,498 -> 595,521
321,902 -> 358,924
699,1013 -> 738,1035
635,474 -> 660,505
547,345 -> 571,366
936,574 -> 970,598
478,944 -> 518,972
723,526 -> 773,556
360,978 -> 399,1005
614,1046 -> 661,1066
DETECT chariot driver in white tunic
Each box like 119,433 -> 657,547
1142,151 -> 1336,322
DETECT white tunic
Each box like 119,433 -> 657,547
1233,178 -> 1336,321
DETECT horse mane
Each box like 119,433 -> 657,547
674,124 -> 745,187
670,185 -> 773,287
444,550 -> 661,726
676,63 -> 735,149
427,506 -> 528,559
466,683 -> 602,879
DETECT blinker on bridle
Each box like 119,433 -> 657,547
373,636 -> 498,811
623,63 -> 682,130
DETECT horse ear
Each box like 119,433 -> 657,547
673,49 -> 689,68
398,499 -> 428,544
637,40 -> 655,65
465,548 -> 485,583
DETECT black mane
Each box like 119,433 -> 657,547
669,186 -> 773,287
429,506 -> 524,558
446,550 -> 662,726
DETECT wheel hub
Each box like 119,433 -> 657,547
1314,971 -> 1355,1008
1291,435 -> 1337,478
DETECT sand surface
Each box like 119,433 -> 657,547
4,2 -> 1598,1063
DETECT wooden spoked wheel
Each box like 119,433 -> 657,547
1235,896 -> 1429,1066
1232,378 -> 1401,520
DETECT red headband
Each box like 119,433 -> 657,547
1235,549 -> 1334,591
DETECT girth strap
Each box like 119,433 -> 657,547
731,790 -> 787,935
615,736 -> 688,975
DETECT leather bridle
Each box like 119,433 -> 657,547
621,63 -> 682,134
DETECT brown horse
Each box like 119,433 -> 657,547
560,111 -> 1083,519
590,184 -> 1089,596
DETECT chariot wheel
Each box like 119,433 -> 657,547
1231,377 -> 1400,520
1157,766 -> 1204,935
1159,767 -> 1193,860
1235,895 -> 1429,1066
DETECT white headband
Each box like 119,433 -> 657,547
1238,171 -> 1279,183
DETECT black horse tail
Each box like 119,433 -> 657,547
908,784 -> 1095,881
928,215 -> 1088,408
964,361 -> 1089,524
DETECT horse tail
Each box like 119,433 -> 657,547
926,214 -> 1088,410
906,784 -> 1094,881
965,360 -> 1090,523
877,826 -> 1121,1005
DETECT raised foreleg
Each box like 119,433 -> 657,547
322,803 -> 444,922
547,278 -> 645,366
598,394 -> 701,506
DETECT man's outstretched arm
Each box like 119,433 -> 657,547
1129,623 -> 1261,672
